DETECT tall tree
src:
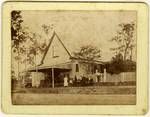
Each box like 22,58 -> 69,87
11,11 -> 27,49
11,11 -> 47,79
26,32 -> 47,66
73,45 -> 101,60
11,11 -> 28,79
110,22 -> 135,61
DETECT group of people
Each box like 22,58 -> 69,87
63,72 -> 104,87
63,75 -> 74,87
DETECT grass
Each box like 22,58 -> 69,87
12,86 -> 136,95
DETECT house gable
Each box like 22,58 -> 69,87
41,32 -> 72,66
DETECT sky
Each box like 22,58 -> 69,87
21,10 -> 136,62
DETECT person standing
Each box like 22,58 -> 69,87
96,69 -> 100,82
69,78 -> 73,86
64,74 -> 68,87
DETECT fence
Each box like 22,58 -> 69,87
106,72 -> 136,83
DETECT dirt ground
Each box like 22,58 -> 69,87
12,86 -> 136,105
12,93 -> 136,105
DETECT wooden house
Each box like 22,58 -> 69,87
28,31 -> 106,87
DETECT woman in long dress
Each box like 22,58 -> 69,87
64,75 -> 68,87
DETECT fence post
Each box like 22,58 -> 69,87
104,68 -> 106,82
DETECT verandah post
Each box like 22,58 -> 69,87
52,68 -> 54,88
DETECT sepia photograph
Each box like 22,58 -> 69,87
2,2 -> 148,115
11,10 -> 137,105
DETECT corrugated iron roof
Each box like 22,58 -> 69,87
28,62 -> 72,71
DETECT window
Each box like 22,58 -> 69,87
76,64 -> 79,72
52,46 -> 59,58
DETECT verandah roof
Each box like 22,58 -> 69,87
28,62 -> 72,71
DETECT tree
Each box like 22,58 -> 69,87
22,24 -> 50,68
11,11 -> 28,49
26,32 -> 47,66
110,22 -> 135,61
11,11 -> 28,79
11,11 -> 47,78
73,45 -> 101,60
106,53 -> 124,74
106,53 -> 136,74
42,24 -> 53,35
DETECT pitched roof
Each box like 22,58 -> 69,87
39,31 -> 104,66
70,57 -> 104,65
40,31 -> 72,65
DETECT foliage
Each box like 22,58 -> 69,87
73,45 -> 101,60
11,11 -> 47,78
42,24 -> 53,35
106,53 -> 124,74
11,11 -> 28,49
23,32 -> 47,66
110,22 -> 135,60
106,53 -> 136,74
11,70 -> 16,79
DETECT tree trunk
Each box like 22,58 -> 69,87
124,48 -> 128,61
130,47 -> 133,61
25,48 -> 27,72
17,46 -> 20,80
